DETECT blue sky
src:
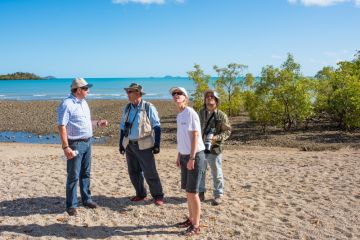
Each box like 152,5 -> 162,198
0,0 -> 359,77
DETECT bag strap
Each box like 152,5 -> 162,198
203,111 -> 215,138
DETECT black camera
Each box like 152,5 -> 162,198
124,122 -> 131,137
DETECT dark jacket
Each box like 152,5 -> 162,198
198,107 -> 231,154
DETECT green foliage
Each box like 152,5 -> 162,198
244,53 -> 313,131
313,66 -> 335,113
244,91 -> 276,132
315,52 -> 360,129
187,64 -> 211,111
0,72 -> 43,80
245,73 -> 255,88
213,63 -> 247,116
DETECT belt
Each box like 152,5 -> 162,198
128,140 -> 138,144
68,138 -> 90,143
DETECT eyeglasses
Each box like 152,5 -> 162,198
127,90 -> 138,94
81,87 -> 89,91
172,92 -> 184,96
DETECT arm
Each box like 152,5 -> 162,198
119,129 -> 125,155
213,114 -> 231,143
176,152 -> 180,167
92,119 -> 109,128
152,126 -> 161,154
187,130 -> 199,170
118,105 -> 128,155
58,125 -> 75,160
148,103 -> 161,154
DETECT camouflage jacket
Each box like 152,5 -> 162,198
198,107 -> 231,154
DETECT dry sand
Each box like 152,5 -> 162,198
1,143 -> 359,239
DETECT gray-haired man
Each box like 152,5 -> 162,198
119,83 -> 164,206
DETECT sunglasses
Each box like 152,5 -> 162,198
172,92 -> 184,96
80,87 -> 89,91
206,94 -> 215,98
127,90 -> 138,94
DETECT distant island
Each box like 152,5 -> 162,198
0,72 -> 55,80
163,75 -> 182,78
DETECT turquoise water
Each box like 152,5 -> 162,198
0,77 -> 196,101
0,131 -> 109,144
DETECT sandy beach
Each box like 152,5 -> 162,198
1,100 -> 360,239
1,143 -> 359,239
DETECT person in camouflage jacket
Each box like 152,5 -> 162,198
198,89 -> 231,205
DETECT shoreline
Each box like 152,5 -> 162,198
1,100 -> 360,151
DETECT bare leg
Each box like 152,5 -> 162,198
187,192 -> 201,227
187,192 -> 193,223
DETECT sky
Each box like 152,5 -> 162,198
0,0 -> 359,78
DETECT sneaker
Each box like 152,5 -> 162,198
84,201 -> 98,209
199,192 -> 205,202
182,224 -> 200,236
212,197 -> 222,206
130,196 -> 147,202
175,218 -> 192,228
154,198 -> 164,206
66,208 -> 78,216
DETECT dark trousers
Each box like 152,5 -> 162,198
125,142 -> 164,199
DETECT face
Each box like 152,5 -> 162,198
172,91 -> 186,104
205,92 -> 217,106
76,86 -> 89,99
126,89 -> 141,102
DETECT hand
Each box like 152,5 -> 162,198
97,119 -> 109,127
176,158 -> 180,168
211,135 -> 217,144
152,145 -> 160,154
119,145 -> 125,155
187,159 -> 195,170
64,147 -> 75,160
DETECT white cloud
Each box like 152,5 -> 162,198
288,0 -> 360,6
112,0 -> 184,4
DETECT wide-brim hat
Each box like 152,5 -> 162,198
124,83 -> 145,95
169,86 -> 188,98
204,89 -> 219,101
71,77 -> 93,90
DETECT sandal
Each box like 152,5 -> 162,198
182,225 -> 200,236
175,218 -> 192,228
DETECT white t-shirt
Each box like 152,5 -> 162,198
176,106 -> 205,155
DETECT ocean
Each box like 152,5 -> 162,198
0,77 -> 197,101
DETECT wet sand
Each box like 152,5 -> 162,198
1,100 -> 360,150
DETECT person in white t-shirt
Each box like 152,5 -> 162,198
170,86 -> 205,237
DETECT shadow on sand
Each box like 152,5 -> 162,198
0,195 -> 187,238
0,195 -> 187,217
0,223 -> 178,238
